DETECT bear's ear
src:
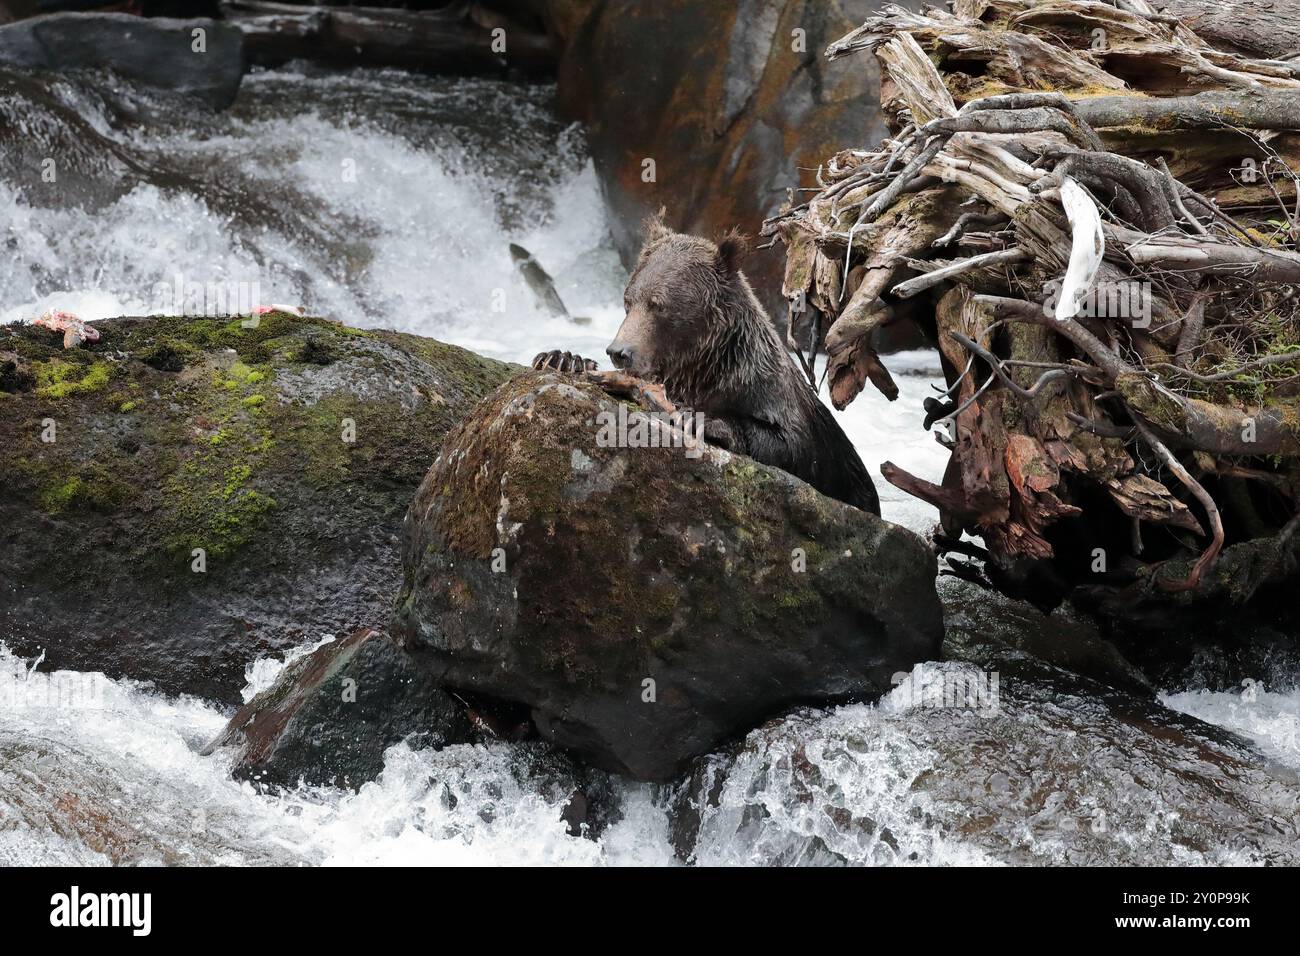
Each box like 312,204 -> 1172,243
642,207 -> 673,246
715,228 -> 748,275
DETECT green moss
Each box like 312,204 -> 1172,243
159,354 -> 283,557
1116,372 -> 1187,432
120,312 -> 336,366
223,463 -> 252,497
222,360 -> 256,387
40,475 -> 83,513
719,459 -> 782,535
7,312 -> 514,576
134,337 -> 200,372
274,334 -> 342,365
774,588 -> 820,610
35,360 -> 113,399
164,451 -> 279,557
35,465 -> 129,515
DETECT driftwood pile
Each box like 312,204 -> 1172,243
764,0 -> 1300,622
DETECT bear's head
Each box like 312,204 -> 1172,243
607,212 -> 749,382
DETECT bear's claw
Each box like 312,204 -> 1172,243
531,350 -> 598,374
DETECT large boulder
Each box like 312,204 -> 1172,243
0,314 -> 514,701
0,13 -> 244,110
555,0 -> 918,323
392,371 -> 943,781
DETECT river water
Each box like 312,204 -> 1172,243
1,65 -> 1298,865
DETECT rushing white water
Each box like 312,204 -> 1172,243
2,66 -> 1297,866
1,68 -> 628,361
4,633 -> 1298,866
1163,685 -> 1300,772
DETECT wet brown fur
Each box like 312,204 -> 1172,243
605,214 -> 879,514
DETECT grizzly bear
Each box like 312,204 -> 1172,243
533,216 -> 880,515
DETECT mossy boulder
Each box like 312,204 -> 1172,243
0,313 -> 514,701
392,371 -> 944,781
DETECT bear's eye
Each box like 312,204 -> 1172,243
650,297 -> 665,312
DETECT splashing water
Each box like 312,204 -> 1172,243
0,67 -> 628,365
0,642 -> 677,866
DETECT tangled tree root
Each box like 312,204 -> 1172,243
765,0 -> 1300,621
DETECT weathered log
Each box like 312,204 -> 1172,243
891,247 -> 1028,299
1153,0 -> 1300,60
1074,90 -> 1300,133
219,0 -> 557,76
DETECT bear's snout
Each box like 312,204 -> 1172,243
606,342 -> 636,370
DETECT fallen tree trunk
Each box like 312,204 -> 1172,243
220,0 -> 557,76
1074,90 -> 1300,133
768,0 -> 1300,627
1153,0 -> 1300,60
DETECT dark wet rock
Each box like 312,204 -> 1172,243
0,349 -> 33,393
506,740 -> 623,840
0,67 -> 147,211
392,371 -> 944,781
556,0 -> 920,323
0,313 -> 515,702
203,627 -> 473,789
0,14 -> 244,110
941,579 -> 1154,695
0,1 -> 37,28
1101,611 -> 1300,695
667,654 -> 1300,865
1071,536 -> 1300,691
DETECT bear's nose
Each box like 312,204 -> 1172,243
606,343 -> 634,369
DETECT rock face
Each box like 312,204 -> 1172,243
0,13 -> 244,110
555,0 -> 918,320
0,314 -> 514,701
203,627 -> 473,789
392,371 -> 943,781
